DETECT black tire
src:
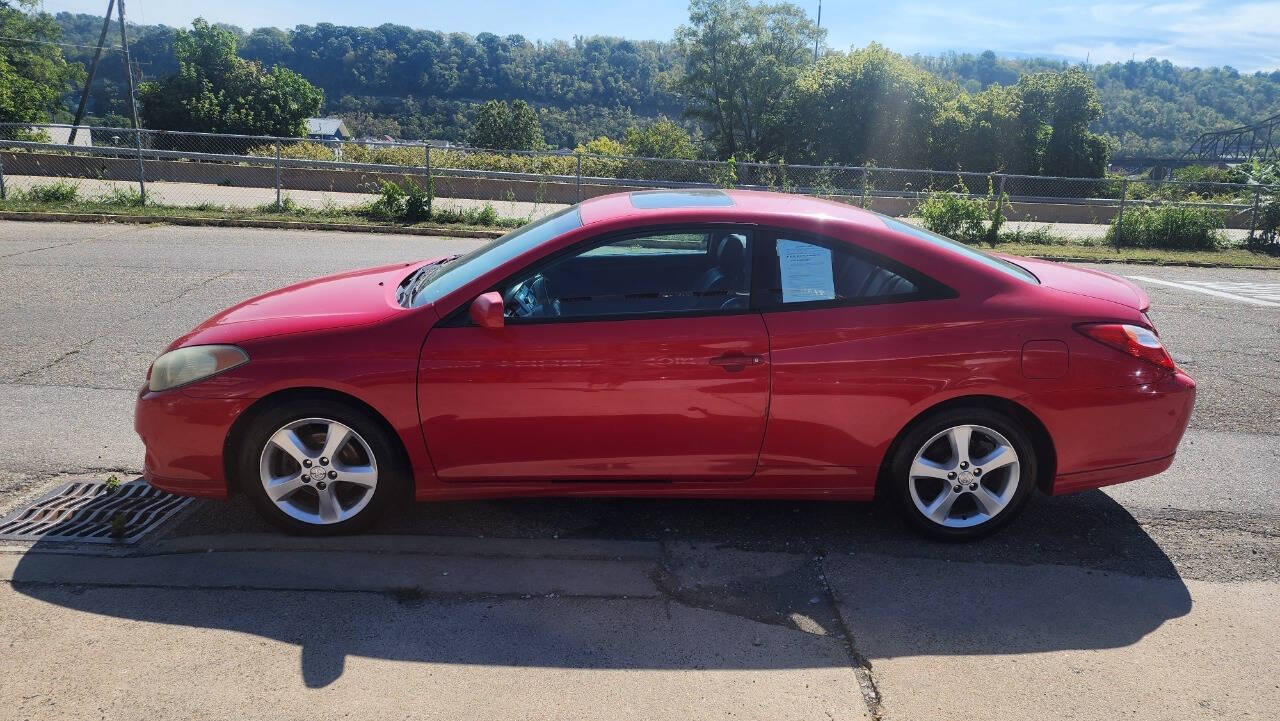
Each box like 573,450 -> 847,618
234,397 -> 406,535
888,406 -> 1037,541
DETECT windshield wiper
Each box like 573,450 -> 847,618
405,254 -> 463,305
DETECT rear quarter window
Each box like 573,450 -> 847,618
881,217 -> 1039,284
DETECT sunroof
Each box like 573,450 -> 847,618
629,189 -> 735,209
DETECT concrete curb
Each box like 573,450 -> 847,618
1022,253 -> 1280,269
0,210 -> 506,239
146,533 -> 662,561
0,532 -> 663,562
0,546 -> 661,598
3,210 -> 1274,268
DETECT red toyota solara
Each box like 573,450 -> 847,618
135,189 -> 1195,540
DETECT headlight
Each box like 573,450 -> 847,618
148,345 -> 249,392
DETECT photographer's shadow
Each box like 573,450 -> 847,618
9,488 -> 1190,687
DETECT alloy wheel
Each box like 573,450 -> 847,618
258,417 -> 379,525
907,423 -> 1021,529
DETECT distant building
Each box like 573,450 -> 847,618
305,118 -> 351,143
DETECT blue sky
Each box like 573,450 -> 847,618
38,0 -> 1280,72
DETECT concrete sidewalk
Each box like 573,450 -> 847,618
826,554 -> 1279,720
1,536 -> 867,721
3,535 -> 1277,721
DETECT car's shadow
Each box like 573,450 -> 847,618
10,490 -> 1192,688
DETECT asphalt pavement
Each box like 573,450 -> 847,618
1,219 -> 1277,721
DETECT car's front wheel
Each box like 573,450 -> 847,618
889,407 -> 1037,541
236,399 -> 404,535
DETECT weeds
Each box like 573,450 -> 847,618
97,187 -> 145,207
1246,195 -> 1280,254
712,157 -> 738,189
18,180 -> 79,204
918,176 -> 1007,245
1107,204 -> 1224,250
109,512 -> 127,539
997,227 -> 1071,245
431,203 -> 519,228
254,196 -> 305,215
364,178 -> 433,223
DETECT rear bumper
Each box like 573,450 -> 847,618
1050,453 -> 1175,495
1031,370 -> 1196,495
134,387 -> 253,500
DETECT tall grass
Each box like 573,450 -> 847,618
1107,204 -> 1224,250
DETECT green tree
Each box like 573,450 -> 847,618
1012,68 -> 1109,176
786,43 -> 950,167
466,99 -> 544,150
0,0 -> 83,124
624,117 -> 698,159
575,135 -> 627,156
673,0 -> 824,159
138,19 -> 322,136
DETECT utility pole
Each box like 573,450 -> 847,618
116,0 -> 145,201
813,0 -> 822,62
68,0 -> 116,145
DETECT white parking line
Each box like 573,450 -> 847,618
1125,275 -> 1280,307
1179,281 -> 1280,304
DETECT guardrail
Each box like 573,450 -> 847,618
0,123 -> 1275,234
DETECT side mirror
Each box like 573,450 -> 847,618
469,291 -> 505,329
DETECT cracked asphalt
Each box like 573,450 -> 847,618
1,220 -> 1278,721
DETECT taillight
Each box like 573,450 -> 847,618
1076,323 -> 1176,370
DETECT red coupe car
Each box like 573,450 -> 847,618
135,190 -> 1195,540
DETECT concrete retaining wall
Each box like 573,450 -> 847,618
2,151 -> 1257,228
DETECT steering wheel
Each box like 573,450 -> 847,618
505,274 -> 561,318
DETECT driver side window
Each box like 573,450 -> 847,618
502,228 -> 752,321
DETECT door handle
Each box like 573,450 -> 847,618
709,353 -> 764,371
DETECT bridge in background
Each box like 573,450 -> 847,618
1182,111 -> 1280,164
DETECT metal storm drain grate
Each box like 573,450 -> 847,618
0,480 -> 193,544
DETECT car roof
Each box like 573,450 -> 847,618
577,189 -> 891,231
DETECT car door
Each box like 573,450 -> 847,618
418,226 -> 770,482
754,228 -> 952,480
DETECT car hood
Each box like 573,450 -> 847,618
169,261 -> 427,348
1000,255 -> 1149,311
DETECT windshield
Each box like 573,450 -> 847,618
408,206 -> 584,307
880,217 -> 1040,284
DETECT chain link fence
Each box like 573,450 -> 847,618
1,123 -> 1276,241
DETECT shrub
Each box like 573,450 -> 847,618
254,196 -> 305,214
248,141 -> 334,161
711,157 -> 737,189
998,227 -> 1068,245
1106,204 -> 1223,250
364,178 -> 433,223
474,203 -> 498,226
0,128 -> 51,142
431,203 -> 522,228
97,187 -> 145,207
919,176 -> 1007,245
1247,196 -> 1279,254
18,180 -> 79,204
919,192 -> 989,243
1173,164 -> 1248,188
346,144 -> 425,167
1239,159 -> 1279,186
576,136 -> 626,156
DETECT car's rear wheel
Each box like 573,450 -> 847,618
236,399 -> 404,535
889,407 -> 1037,541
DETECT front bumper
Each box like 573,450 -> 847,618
134,386 -> 255,499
